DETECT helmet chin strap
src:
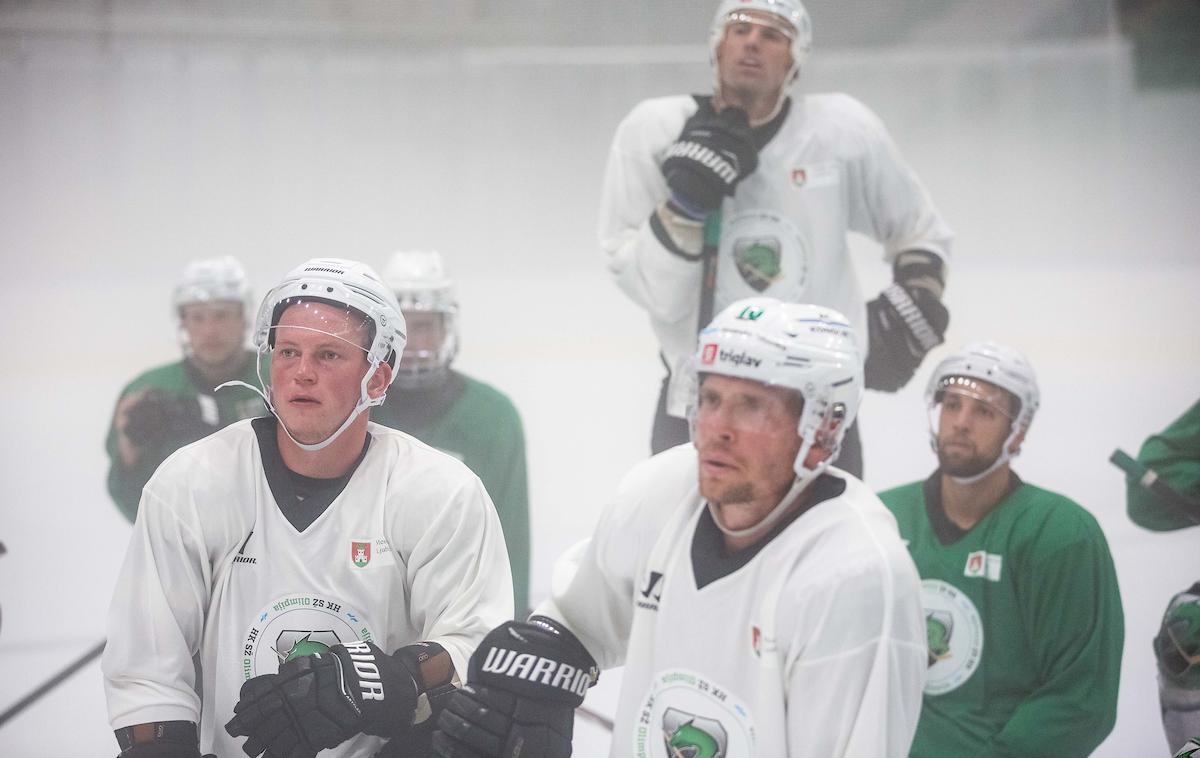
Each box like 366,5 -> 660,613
216,346 -> 386,453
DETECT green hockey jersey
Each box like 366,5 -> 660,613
879,474 -> 1123,758
105,353 -> 264,521
373,371 -> 530,614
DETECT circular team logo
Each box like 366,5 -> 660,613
716,210 -> 809,306
240,593 -> 375,679
921,579 -> 984,695
633,669 -> 755,758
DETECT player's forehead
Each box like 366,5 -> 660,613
700,373 -> 792,405
180,300 -> 242,318
939,375 -> 1015,413
722,9 -> 796,38
274,300 -> 368,345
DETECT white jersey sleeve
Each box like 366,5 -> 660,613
598,96 -> 703,325
535,445 -> 697,670
103,430 -> 255,727
778,475 -> 926,757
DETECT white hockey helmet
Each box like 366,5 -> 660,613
172,255 -> 253,316
382,250 -> 459,387
244,258 -> 407,452
709,0 -> 813,86
926,340 -> 1040,483
689,297 -> 863,482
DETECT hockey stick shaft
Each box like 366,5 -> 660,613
0,639 -> 105,729
696,210 -> 722,335
577,703 -> 615,732
1110,448 -> 1200,524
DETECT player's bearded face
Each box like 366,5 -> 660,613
269,302 -> 373,444
934,384 -> 1016,477
694,375 -> 802,528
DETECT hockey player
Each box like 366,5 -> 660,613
102,258 -> 513,758
600,0 -> 953,470
105,256 -> 264,520
1123,399 -> 1200,752
373,250 -> 531,614
879,341 -> 1124,757
431,298 -> 927,757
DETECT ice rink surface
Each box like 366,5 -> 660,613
1,18 -> 1198,758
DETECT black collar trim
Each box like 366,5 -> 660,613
692,473 -> 846,590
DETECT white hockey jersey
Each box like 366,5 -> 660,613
599,93 -> 953,416
539,445 -> 926,757
103,420 -> 513,757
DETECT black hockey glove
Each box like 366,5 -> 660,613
661,104 -> 758,219
123,390 -> 214,449
865,252 -> 949,392
432,617 -> 597,758
225,640 -> 422,758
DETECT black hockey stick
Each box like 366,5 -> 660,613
577,704 -> 615,732
0,639 -> 105,729
1110,448 -> 1200,525
696,210 -> 723,334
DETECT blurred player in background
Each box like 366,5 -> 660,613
104,256 -> 263,520
599,0 -> 953,473
103,258 -> 512,758
374,250 -> 531,614
1123,399 -> 1200,753
879,341 -> 1124,757
432,298 -> 926,758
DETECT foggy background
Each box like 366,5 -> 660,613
1,0 -> 1198,755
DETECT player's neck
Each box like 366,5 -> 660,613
715,88 -> 783,126
941,465 -> 1013,531
276,415 -> 369,479
719,485 -> 809,553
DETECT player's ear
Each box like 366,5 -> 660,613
366,361 -> 393,400
1008,425 -> 1028,456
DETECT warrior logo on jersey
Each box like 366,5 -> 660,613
634,669 -> 755,757
920,580 -> 984,695
662,708 -> 727,758
352,541 -> 371,568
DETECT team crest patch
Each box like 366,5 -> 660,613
716,210 -> 809,306
963,550 -> 1003,581
351,541 -> 371,568
241,594 -> 374,678
921,579 -> 984,695
663,708 -> 727,758
733,236 -> 783,292
791,168 -> 807,186
634,669 -> 755,756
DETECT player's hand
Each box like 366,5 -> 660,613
864,283 -> 949,392
121,390 -> 213,450
225,640 -> 420,758
431,618 -> 596,758
661,104 -> 758,219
